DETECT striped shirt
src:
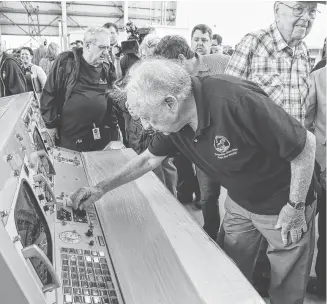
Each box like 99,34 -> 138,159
225,22 -> 311,124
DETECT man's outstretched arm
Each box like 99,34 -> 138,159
71,149 -> 166,210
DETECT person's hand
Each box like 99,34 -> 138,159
71,186 -> 104,210
112,45 -> 121,60
47,128 -> 58,145
275,203 -> 307,246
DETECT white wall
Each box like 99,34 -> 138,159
187,1 -> 326,48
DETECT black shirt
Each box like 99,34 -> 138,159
149,75 -> 315,215
60,56 -> 109,150
120,53 -> 140,76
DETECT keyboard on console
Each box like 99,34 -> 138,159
60,247 -> 119,304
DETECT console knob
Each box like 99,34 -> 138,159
38,194 -> 45,201
85,229 -> 93,237
88,240 -> 94,246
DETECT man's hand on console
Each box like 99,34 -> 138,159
275,203 -> 307,246
71,186 -> 104,210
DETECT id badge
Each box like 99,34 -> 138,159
92,127 -> 101,140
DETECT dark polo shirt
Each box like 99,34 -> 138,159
148,75 -> 315,215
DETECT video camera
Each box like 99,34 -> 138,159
119,22 -> 152,55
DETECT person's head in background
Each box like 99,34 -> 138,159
20,47 -> 34,67
69,41 -> 77,50
103,22 -> 119,46
139,34 -> 161,59
83,27 -> 110,66
274,1 -> 318,47
211,34 -> 223,54
154,35 -> 203,76
191,24 -> 212,55
75,40 -> 83,48
46,42 -> 59,60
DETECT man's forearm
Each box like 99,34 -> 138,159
289,131 -> 316,202
96,149 -> 165,195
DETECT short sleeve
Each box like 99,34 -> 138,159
148,132 -> 179,157
236,91 -> 307,161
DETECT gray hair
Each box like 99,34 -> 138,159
126,58 -> 192,119
139,34 -> 161,59
83,27 -> 110,45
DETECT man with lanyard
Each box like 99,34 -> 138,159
71,59 -> 316,304
40,27 -> 118,152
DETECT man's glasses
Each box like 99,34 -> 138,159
91,42 -> 110,52
280,2 -> 320,19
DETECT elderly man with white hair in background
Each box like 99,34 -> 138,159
40,27 -> 118,152
225,1 -> 322,295
71,58 -> 316,304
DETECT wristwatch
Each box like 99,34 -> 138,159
288,200 -> 305,210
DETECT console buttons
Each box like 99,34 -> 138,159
93,257 -> 100,263
64,294 -> 72,303
63,279 -> 71,286
99,251 -> 105,257
91,289 -> 99,296
97,236 -> 105,246
85,256 -> 92,262
83,289 -> 90,295
93,296 -> 102,304
91,251 -> 98,256
84,295 -> 92,303
63,287 -> 72,294
73,288 -> 82,295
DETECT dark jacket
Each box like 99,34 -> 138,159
40,47 -> 117,129
0,53 -> 27,97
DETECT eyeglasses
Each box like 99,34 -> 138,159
91,42 -> 110,52
280,2 -> 320,19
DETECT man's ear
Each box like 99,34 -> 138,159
178,54 -> 186,64
164,95 -> 178,113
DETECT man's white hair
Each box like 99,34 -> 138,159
83,27 -> 110,45
126,58 -> 192,119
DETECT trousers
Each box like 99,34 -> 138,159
222,196 -> 316,304
196,167 -> 221,240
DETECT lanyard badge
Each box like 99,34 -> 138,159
92,123 -> 101,140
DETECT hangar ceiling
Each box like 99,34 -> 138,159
0,1 -> 177,37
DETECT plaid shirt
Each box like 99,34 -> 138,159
225,22 -> 311,124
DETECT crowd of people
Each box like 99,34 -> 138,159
0,1 -> 325,304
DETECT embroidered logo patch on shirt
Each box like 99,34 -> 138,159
99,78 -> 107,85
214,135 -> 238,159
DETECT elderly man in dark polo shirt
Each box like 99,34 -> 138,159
153,35 -> 230,240
71,59 -> 316,304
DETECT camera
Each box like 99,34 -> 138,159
121,40 -> 139,55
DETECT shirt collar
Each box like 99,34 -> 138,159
191,76 -> 211,137
270,22 -> 308,57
